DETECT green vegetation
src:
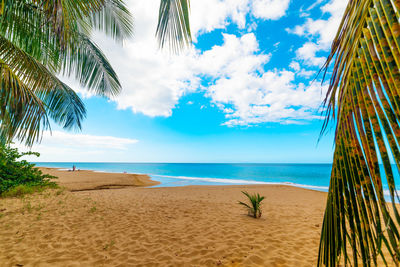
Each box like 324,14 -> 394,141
0,143 -> 56,197
0,0 -> 133,145
238,191 -> 265,219
317,1 -> 400,266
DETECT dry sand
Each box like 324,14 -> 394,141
0,168 -> 335,266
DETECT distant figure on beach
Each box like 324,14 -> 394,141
72,165 -> 76,172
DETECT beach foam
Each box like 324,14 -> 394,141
151,174 -> 330,191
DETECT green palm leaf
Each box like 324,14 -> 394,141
84,0 -> 133,42
319,0 -> 400,266
0,0 -> 133,145
156,0 -> 192,52
0,60 -> 49,145
0,34 -> 86,145
61,32 -> 121,97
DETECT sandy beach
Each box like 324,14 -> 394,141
0,168 -> 331,266
38,167 -> 161,191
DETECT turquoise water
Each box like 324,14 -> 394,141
33,162 -> 400,201
35,162 -> 333,191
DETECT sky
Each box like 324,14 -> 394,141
19,0 -> 348,163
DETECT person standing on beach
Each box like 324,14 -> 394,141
72,165 -> 76,172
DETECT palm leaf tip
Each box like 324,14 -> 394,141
88,0 -> 134,42
156,0 -> 192,52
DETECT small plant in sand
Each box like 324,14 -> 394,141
238,191 -> 265,219
89,206 -> 97,213
103,240 -> 115,250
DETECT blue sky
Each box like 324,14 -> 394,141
20,0 -> 347,163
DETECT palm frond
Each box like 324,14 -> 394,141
319,0 -> 400,266
156,0 -> 191,52
0,34 -> 63,93
82,0 -> 133,42
0,34 -> 86,145
0,0 -> 133,144
0,60 -> 49,145
37,82 -> 86,132
61,32 -> 121,97
0,0 -> 129,96
38,0 -> 105,44
0,0 -> 58,67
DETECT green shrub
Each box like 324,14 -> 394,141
238,191 -> 265,218
0,143 -> 57,196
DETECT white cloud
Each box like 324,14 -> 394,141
298,69 -> 316,78
194,33 -> 270,76
304,0 -> 325,12
193,34 -> 326,125
32,131 -> 137,150
190,0 -> 250,35
296,42 -> 326,66
89,0 -> 200,117
289,61 -> 300,71
289,61 -> 315,78
251,0 -> 291,20
210,71 -> 327,126
14,131 -> 139,162
289,0 -> 347,66
190,0 -> 291,36
76,0 -> 321,126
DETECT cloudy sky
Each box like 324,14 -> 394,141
20,0 -> 346,163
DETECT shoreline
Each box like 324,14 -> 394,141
39,166 -> 400,202
44,166 -> 328,195
39,166 -> 331,192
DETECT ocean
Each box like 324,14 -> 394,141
33,162 -> 400,196
35,162 -> 400,200
34,162 -> 333,191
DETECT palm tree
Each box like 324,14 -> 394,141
156,0 -> 400,266
0,0 -> 133,145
